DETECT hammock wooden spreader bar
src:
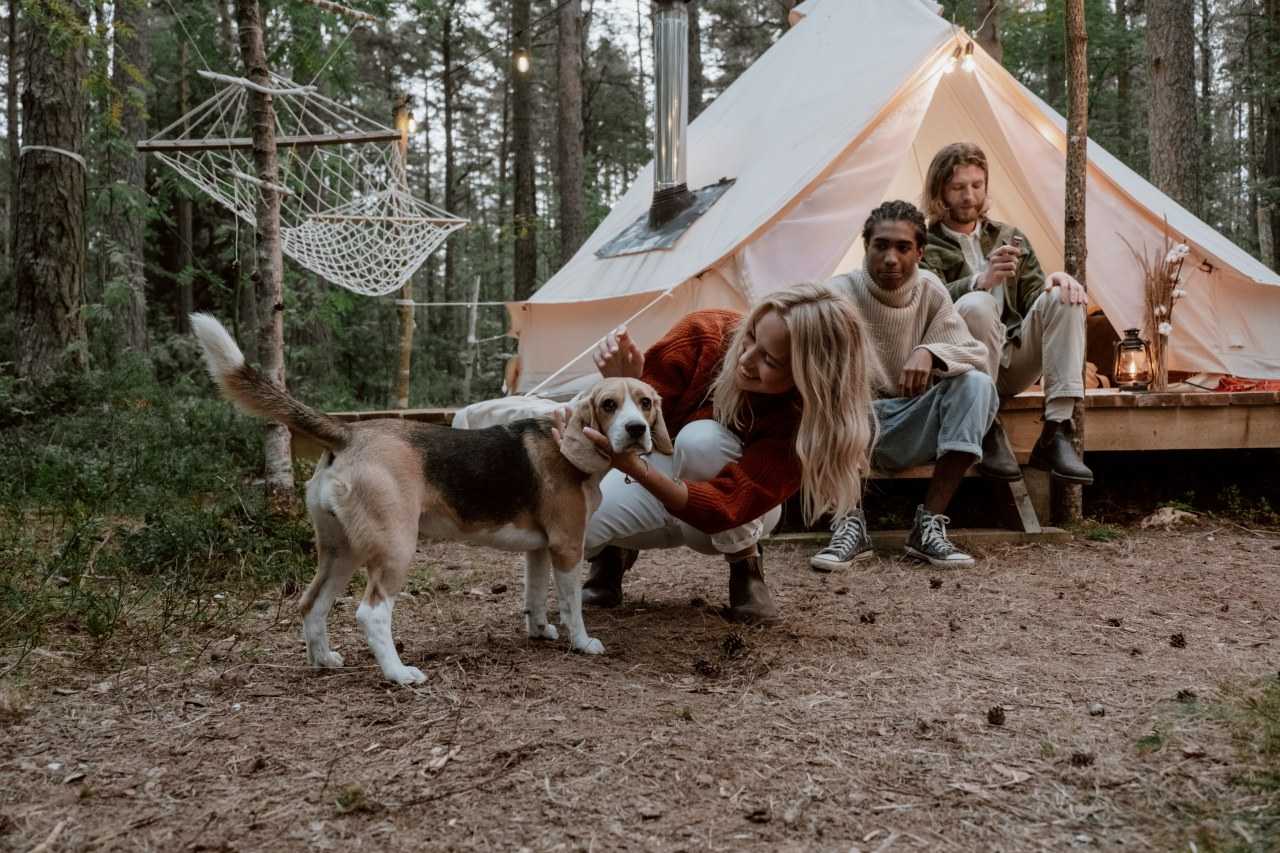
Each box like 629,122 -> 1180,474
137,130 -> 404,153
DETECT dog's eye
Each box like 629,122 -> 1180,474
640,397 -> 653,411
601,399 -> 618,413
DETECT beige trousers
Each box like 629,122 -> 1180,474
955,287 -> 1085,418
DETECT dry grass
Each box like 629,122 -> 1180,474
2,527 -> 1278,851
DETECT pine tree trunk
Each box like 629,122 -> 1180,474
688,0 -> 704,119
1196,0 -> 1212,217
976,0 -> 1003,64
106,0 -> 149,353
1115,0 -> 1132,162
512,0 -> 537,301
6,0 -> 18,273
1147,0 -> 1198,211
15,0 -> 89,383
235,0 -> 292,494
556,0 -> 584,267
1057,0 -> 1088,525
176,39 -> 193,332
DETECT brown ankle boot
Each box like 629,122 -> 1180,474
581,546 -> 638,608
726,550 -> 781,624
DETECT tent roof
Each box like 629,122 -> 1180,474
530,0 -> 956,305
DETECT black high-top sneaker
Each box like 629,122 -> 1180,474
904,505 -> 976,568
809,509 -> 874,572
1028,419 -> 1094,484
580,546 -> 638,608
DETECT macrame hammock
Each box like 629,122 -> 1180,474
138,69 -> 466,298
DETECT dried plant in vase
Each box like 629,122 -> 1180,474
1121,226 -> 1191,392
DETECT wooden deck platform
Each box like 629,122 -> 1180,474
315,389 -> 1280,460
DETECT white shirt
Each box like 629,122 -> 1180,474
941,222 -> 1004,306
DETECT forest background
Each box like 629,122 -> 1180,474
3,0 -> 1278,410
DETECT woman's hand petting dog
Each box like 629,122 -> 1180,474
550,405 -> 648,479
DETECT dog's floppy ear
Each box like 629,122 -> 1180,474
567,391 -> 598,435
649,395 -> 673,455
558,390 -> 608,474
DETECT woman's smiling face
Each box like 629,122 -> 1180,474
735,309 -> 795,395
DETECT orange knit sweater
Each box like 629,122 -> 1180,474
640,309 -> 803,535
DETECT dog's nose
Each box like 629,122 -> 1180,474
625,422 -> 647,439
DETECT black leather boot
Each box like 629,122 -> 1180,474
726,549 -> 782,624
580,546 -> 638,608
976,419 -> 1022,481
1028,419 -> 1094,484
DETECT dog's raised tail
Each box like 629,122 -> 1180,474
190,313 -> 351,451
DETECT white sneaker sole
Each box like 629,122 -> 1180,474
809,550 -> 875,573
904,546 -> 975,569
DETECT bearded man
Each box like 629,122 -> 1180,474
920,142 -> 1093,485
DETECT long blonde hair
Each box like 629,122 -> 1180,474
921,141 -> 991,225
709,284 -> 878,524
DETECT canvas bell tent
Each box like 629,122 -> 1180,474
505,0 -> 1280,397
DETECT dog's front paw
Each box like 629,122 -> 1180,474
574,636 -> 605,655
386,666 -> 427,686
528,623 -> 559,641
309,650 -> 344,669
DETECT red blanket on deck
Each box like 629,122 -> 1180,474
1215,376 -> 1280,392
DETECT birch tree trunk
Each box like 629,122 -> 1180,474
556,0 -> 584,267
235,0 -> 292,494
1056,0 -> 1088,524
15,0 -> 89,383
393,92 -> 414,409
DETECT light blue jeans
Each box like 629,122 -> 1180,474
871,370 -> 999,471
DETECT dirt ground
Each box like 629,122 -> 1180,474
2,525 -> 1279,852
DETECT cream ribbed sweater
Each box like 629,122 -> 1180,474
826,262 -> 989,396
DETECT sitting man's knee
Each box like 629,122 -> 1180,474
1038,287 -> 1087,320
956,290 -> 1000,319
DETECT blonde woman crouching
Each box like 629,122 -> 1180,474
578,283 -> 878,623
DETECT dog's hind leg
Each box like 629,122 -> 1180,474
356,536 -> 426,686
524,549 -> 558,641
551,550 -> 604,655
299,542 -> 357,669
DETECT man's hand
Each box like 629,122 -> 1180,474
976,243 -> 1020,291
1046,271 -> 1088,305
592,325 -> 644,378
898,348 -> 935,398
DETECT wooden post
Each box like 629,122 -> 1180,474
235,0 -> 292,495
1057,0 -> 1088,524
461,275 -> 482,403
392,92 -> 414,409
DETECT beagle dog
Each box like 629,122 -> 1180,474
191,314 -> 671,685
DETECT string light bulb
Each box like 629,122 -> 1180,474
943,44 -> 961,74
407,116 -> 417,134
962,41 -> 976,73
514,47 -> 531,75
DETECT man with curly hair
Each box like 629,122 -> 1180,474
811,200 -> 998,571
919,142 -> 1093,486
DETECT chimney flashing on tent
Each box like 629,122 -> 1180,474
597,0 -> 731,259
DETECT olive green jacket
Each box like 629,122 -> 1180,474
921,218 -> 1046,345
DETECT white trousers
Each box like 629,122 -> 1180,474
584,420 -> 783,559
